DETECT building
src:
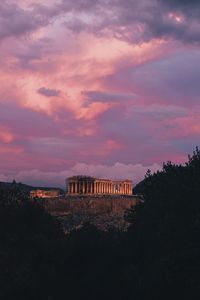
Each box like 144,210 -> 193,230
30,189 -> 60,199
66,176 -> 133,195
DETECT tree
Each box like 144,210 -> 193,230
125,147 -> 200,299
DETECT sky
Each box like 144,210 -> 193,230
0,0 -> 200,188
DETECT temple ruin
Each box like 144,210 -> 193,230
66,176 -> 133,195
30,189 -> 60,199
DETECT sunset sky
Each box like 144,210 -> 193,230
0,0 -> 200,187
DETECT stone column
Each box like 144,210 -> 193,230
68,183 -> 70,194
72,182 -> 74,194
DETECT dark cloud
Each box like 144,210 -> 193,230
83,90 -> 137,104
0,2 -> 58,40
162,0 -> 200,8
38,87 -> 60,97
1,0 -> 200,44
59,0 -> 200,43
103,50 -> 200,105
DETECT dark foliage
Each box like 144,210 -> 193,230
125,146 -> 200,299
1,147 -> 200,299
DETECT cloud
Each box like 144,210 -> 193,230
83,90 -> 137,104
58,0 -> 200,43
0,2 -> 52,40
161,0 -> 200,8
103,50 -> 200,105
0,0 -> 200,188
38,87 -> 61,97
0,162 -> 162,188
131,104 -> 188,120
1,0 -> 200,45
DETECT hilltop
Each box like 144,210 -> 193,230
0,181 -> 64,195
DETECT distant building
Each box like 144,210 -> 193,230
66,176 -> 133,196
30,189 -> 60,199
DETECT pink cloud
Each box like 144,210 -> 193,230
0,0 -> 200,186
0,162 -> 162,188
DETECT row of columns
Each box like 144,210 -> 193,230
68,181 -> 132,195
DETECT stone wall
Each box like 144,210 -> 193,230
42,195 -> 139,216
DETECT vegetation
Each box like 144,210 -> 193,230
1,147 -> 200,299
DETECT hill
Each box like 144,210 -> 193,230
0,181 -> 64,195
